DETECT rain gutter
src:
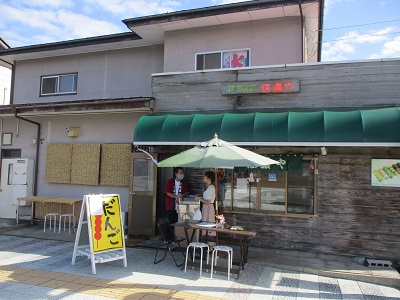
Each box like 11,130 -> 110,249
13,109 -> 40,196
298,0 -> 305,62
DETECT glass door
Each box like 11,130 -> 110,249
128,152 -> 157,236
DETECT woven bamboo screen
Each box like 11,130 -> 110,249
44,144 -> 73,183
71,144 -> 101,185
100,143 -> 131,187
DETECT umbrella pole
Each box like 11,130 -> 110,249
215,169 -> 219,245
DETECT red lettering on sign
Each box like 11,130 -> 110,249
261,83 -> 271,93
284,82 -> 294,91
273,82 -> 283,93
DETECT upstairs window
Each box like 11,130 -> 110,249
196,49 -> 250,70
41,74 -> 77,96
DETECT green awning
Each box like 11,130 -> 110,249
134,107 -> 400,146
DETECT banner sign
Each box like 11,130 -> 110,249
88,194 -> 124,252
72,194 -> 127,274
221,79 -> 300,95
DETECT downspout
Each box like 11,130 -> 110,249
13,110 -> 40,196
298,0 -> 305,63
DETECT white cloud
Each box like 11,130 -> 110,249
322,27 -> 396,61
83,0 -> 182,18
0,3 -> 123,46
19,0 -> 74,8
324,0 -> 353,14
341,27 -> 396,44
56,10 -> 122,38
369,35 -> 400,59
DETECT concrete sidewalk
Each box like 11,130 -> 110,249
0,234 -> 399,300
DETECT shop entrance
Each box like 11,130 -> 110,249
128,152 -> 158,236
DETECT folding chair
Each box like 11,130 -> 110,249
154,216 -> 186,267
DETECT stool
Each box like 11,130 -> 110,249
44,213 -> 58,233
59,214 -> 75,234
211,245 -> 233,280
184,242 -> 209,276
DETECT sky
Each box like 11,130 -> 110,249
0,0 -> 399,62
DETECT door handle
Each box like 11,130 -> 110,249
130,192 -> 136,195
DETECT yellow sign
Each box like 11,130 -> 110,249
88,195 -> 124,252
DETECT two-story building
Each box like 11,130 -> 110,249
1,0 -> 400,261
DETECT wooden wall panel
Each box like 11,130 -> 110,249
221,149 -> 400,260
153,60 -> 400,112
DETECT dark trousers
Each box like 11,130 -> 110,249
166,210 -> 178,225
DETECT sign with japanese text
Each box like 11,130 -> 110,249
88,194 -> 124,252
221,79 -> 300,95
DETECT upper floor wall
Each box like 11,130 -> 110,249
13,45 -> 164,105
163,17 -> 302,73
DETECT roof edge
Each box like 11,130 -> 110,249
0,32 -> 140,57
123,0 -> 320,27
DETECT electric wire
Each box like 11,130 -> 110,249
307,18 -> 400,33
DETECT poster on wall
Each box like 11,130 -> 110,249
371,159 -> 400,187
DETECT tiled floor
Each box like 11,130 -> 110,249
0,234 -> 399,299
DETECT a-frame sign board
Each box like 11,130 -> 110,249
71,194 -> 127,274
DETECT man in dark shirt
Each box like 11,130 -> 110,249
163,167 -> 190,224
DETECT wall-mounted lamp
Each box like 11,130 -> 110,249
320,146 -> 327,156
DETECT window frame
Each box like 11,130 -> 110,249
40,73 -> 77,96
221,156 -> 318,218
195,48 -> 251,71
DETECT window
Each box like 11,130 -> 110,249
41,74 -> 77,96
196,49 -> 250,70
221,156 -> 317,216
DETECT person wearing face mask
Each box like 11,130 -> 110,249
163,167 -> 190,225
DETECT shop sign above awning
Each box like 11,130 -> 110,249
133,107 -> 400,146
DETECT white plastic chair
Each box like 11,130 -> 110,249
44,213 -> 58,233
59,214 -> 75,234
211,245 -> 233,280
184,242 -> 209,276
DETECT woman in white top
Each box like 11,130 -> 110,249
195,171 -> 216,223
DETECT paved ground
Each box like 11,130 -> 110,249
0,234 -> 399,300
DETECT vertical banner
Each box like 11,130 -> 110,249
88,194 -> 124,252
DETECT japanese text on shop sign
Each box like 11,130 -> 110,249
221,79 -> 300,95
90,195 -> 124,252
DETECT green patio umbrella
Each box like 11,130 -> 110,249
157,134 -> 280,215
157,134 -> 279,169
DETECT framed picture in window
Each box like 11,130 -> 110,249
2,133 -> 12,146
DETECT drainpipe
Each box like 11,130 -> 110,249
298,0 -> 305,63
13,110 -> 40,196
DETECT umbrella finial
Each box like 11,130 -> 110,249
214,133 -> 218,139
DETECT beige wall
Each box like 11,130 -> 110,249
0,111 -> 147,211
13,45 -> 164,104
164,17 -> 302,73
